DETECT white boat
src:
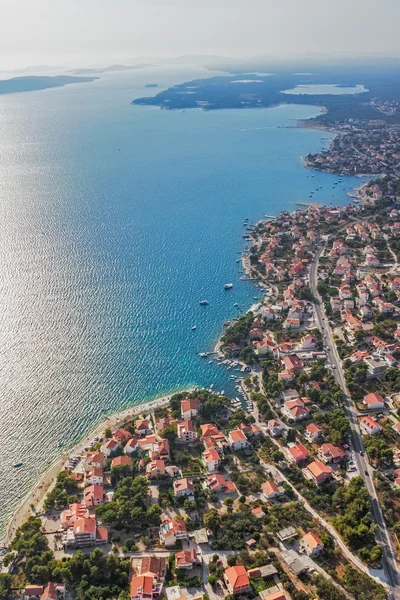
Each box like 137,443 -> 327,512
191,325 -> 197,331
224,283 -> 233,289
199,300 -> 209,306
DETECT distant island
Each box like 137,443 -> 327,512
0,75 -> 97,95
68,64 -> 154,75
144,83 -> 158,88
132,64 -> 400,125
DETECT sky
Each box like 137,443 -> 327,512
1,0 -> 400,70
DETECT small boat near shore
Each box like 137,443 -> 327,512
191,325 -> 197,331
224,283 -> 233,290
199,300 -> 209,306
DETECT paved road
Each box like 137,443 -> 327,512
309,245 -> 400,599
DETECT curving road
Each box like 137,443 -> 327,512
309,245 -> 400,599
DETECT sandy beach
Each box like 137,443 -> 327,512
2,391 -> 187,547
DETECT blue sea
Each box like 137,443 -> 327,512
0,65 -> 366,537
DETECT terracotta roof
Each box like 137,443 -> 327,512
130,575 -> 153,597
176,548 -> 197,567
363,393 -> 384,405
111,455 -> 132,468
262,480 -> 279,496
288,444 -> 309,461
178,420 -> 196,433
306,460 -> 332,478
84,485 -> 104,502
40,582 -> 57,600
230,429 -> 247,442
140,555 -> 166,578
173,477 -> 194,493
73,515 -> 96,534
225,565 -> 249,591
181,398 -> 199,412
303,531 -> 324,549
204,448 -> 220,462
361,416 -> 380,429
306,423 -> 322,434
113,428 -> 132,442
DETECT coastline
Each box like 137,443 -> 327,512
2,389 -> 190,547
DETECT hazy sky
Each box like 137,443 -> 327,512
1,0 -> 400,69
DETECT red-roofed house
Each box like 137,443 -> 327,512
177,420 -> 197,443
261,480 -> 284,500
283,355 -> 304,373
86,467 -> 104,486
363,393 -> 385,410
125,437 -> 139,455
288,443 -> 309,464
301,532 -> 324,556
113,428 -> 132,442
267,419 -> 283,437
135,419 -> 151,436
84,485 -> 105,507
111,455 -> 132,469
228,429 -> 250,451
302,461 -> 333,485
224,565 -> 251,595
146,459 -> 166,479
159,518 -> 188,547
181,398 -> 199,420
360,416 -> 382,435
203,448 -> 221,473
282,399 -> 309,422
304,423 -> 323,442
175,548 -> 201,570
318,443 -> 346,464
130,575 -> 157,600
40,582 -> 58,600
101,438 -> 119,457
173,478 -> 194,498
86,451 -> 105,469
207,474 -> 236,494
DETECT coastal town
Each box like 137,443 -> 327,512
304,119 -> 400,177
2,179 -> 400,600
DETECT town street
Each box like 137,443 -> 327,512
309,244 -> 400,599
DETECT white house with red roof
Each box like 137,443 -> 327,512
318,443 -> 346,464
146,459 -> 166,479
85,451 -> 105,469
228,429 -> 250,451
177,420 -> 197,443
207,474 -> 236,494
173,477 -> 194,498
125,437 -> 139,455
224,566 -> 251,595
159,518 -> 188,547
180,398 -> 199,420
267,419 -> 283,437
360,416 -> 382,435
288,443 -> 309,464
301,532 -> 324,556
101,438 -> 119,457
86,467 -> 104,486
202,448 -> 221,473
84,485 -> 105,507
175,548 -> 201,570
113,428 -> 132,443
261,480 -> 284,500
363,393 -> 385,410
281,398 -> 309,422
304,423 -> 323,442
135,419 -> 151,436
302,461 -> 333,485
